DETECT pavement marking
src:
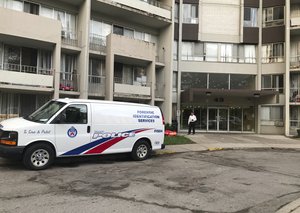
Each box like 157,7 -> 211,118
208,147 -> 224,151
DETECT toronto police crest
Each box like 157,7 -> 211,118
67,126 -> 77,138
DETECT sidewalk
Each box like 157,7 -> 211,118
157,133 -> 300,155
156,133 -> 300,213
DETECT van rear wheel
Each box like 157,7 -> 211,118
131,140 -> 151,161
23,143 -> 55,170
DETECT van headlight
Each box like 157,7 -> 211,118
0,131 -> 18,146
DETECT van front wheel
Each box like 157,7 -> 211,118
131,140 -> 151,161
23,144 -> 55,170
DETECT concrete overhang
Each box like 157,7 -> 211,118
181,88 -> 279,103
91,0 -> 172,29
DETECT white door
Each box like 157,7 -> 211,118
53,103 -> 91,156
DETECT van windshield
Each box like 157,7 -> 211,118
25,101 -> 66,124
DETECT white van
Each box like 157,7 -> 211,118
0,99 -> 165,170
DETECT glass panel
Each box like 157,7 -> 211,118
6,0 -> 23,11
243,107 -> 255,131
24,1 -> 39,15
208,108 -> 217,131
113,25 -> 124,35
230,74 -> 255,90
205,43 -> 218,61
209,73 -> 229,89
181,72 -> 207,90
219,109 -> 228,131
40,6 -> 53,19
229,108 -> 242,131
199,108 -> 207,130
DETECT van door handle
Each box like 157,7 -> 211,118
87,126 -> 91,133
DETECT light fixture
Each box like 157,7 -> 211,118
206,91 -> 212,96
253,93 -> 260,98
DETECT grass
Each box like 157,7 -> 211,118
164,135 -> 195,145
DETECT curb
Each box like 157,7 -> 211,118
276,198 -> 300,213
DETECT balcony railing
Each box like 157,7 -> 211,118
181,55 -> 257,63
60,71 -> 79,92
61,30 -> 79,47
0,63 -> 52,75
139,0 -> 171,10
290,56 -> 300,69
88,75 -> 105,95
89,34 -> 106,52
114,77 -> 150,87
261,56 -> 284,64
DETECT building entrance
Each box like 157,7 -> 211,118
181,106 -> 255,133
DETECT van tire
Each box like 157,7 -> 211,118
131,140 -> 151,161
23,143 -> 55,170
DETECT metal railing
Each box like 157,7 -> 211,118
290,56 -> 300,69
263,19 -> 284,27
88,75 -> 106,95
181,55 -> 257,64
114,77 -> 150,87
89,34 -> 106,52
0,63 -> 52,75
139,0 -> 171,10
61,30 -> 79,47
182,17 -> 199,24
60,71 -> 79,92
261,56 -> 284,63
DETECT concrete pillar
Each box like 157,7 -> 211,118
285,0 -> 291,136
176,0 -> 183,130
256,0 -> 263,134
148,62 -> 155,105
53,43 -> 61,99
105,34 -> 114,101
78,0 -> 91,99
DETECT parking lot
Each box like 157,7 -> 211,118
0,148 -> 300,213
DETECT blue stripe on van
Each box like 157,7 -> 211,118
61,137 -> 111,156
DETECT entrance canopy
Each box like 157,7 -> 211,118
181,88 -> 279,103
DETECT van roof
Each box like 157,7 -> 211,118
55,98 -> 156,108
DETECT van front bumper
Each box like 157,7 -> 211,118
0,144 -> 25,159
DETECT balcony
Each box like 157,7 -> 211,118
0,63 -> 53,89
290,56 -> 300,70
60,72 -> 79,92
89,34 -> 106,52
114,77 -> 151,98
88,75 -> 106,96
61,30 -> 80,47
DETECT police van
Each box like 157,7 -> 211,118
0,99 -> 165,170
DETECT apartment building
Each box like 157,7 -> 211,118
0,0 -> 173,123
173,0 -> 300,136
1,0 -> 300,136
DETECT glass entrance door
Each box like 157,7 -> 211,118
208,108 -> 228,131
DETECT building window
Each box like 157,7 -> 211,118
183,4 -> 198,24
174,3 -> 179,23
181,73 -> 207,90
205,43 -> 218,62
24,1 -> 39,15
173,72 -> 178,92
60,53 -> 78,91
262,75 -> 284,93
209,73 -> 229,89
261,106 -> 283,126
114,63 -> 147,86
173,41 -> 178,61
40,6 -> 77,39
290,73 -> 300,102
230,74 -> 256,90
262,43 -> 284,63
244,8 -> 258,27
182,42 -> 204,61
263,6 -> 284,27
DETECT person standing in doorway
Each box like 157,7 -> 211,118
188,112 -> 197,134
